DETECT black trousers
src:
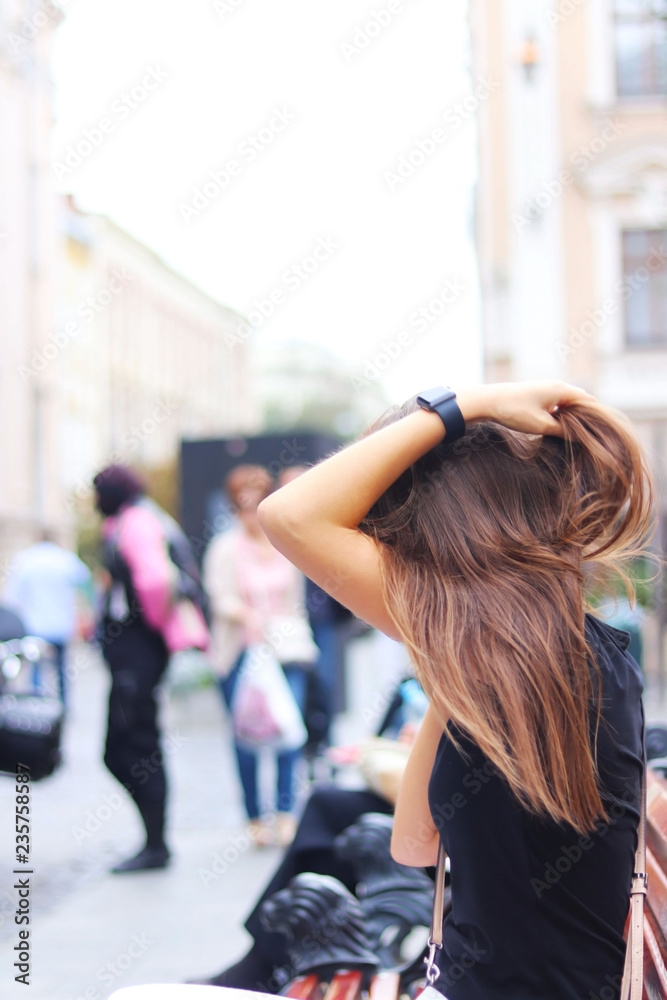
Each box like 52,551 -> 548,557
101,616 -> 169,807
246,785 -> 393,966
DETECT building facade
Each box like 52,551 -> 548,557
470,0 -> 667,681
55,197 -> 253,514
0,0 -> 63,563
0,0 -> 252,565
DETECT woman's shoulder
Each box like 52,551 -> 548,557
584,612 -> 632,653
585,611 -> 643,695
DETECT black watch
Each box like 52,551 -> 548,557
416,386 -> 466,443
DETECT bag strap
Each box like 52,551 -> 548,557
426,763 -> 647,996
621,759 -> 647,1000
425,840 -> 447,985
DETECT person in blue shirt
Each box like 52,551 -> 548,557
4,530 -> 91,705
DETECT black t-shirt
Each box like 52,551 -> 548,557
428,614 -> 643,1000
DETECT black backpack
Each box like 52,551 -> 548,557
139,498 -> 211,625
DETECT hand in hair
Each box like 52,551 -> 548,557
467,380 -> 596,437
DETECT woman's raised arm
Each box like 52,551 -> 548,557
258,404 -> 447,636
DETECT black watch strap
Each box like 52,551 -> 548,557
416,387 -> 466,443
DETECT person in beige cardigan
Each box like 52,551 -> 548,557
203,464 -> 318,846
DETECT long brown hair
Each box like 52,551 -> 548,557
360,399 -> 653,832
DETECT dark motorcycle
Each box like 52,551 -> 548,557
0,606 -> 64,780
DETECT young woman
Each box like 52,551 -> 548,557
204,465 -> 318,847
257,381 -> 651,1000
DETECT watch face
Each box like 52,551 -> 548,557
417,386 -> 455,408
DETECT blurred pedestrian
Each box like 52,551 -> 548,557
93,464 -> 208,873
3,530 -> 91,706
192,786 -> 393,991
0,603 -> 27,642
203,464 -> 318,847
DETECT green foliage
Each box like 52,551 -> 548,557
586,557 -> 663,612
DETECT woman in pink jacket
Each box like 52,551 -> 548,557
93,465 -> 208,873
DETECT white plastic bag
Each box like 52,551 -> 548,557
231,644 -> 308,752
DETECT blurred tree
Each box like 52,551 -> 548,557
586,557 -> 661,612
75,504 -> 102,573
141,459 -> 179,519
253,341 -> 389,438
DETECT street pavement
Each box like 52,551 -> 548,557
1,636 -> 665,1000
0,644 -> 280,1000
0,633 -> 407,1000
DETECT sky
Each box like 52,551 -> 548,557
51,0 -> 483,405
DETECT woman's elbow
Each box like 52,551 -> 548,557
390,827 -> 439,868
258,494 -> 300,544
257,494 -> 278,527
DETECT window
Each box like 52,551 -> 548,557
622,229 -> 667,346
615,0 -> 667,97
